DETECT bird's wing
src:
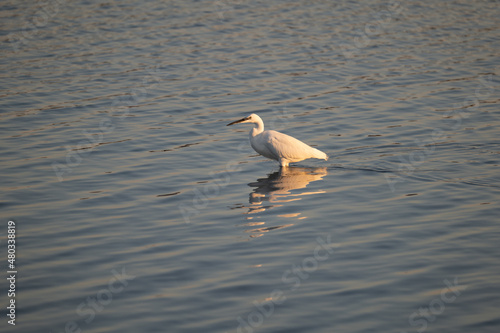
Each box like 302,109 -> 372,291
263,130 -> 318,161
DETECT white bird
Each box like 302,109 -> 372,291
227,113 -> 328,167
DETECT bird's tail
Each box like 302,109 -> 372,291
312,148 -> 328,161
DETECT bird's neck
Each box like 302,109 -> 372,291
250,122 -> 264,137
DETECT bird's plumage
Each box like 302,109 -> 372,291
227,113 -> 328,167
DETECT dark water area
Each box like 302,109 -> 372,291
1,0 -> 500,332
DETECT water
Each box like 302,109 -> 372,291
1,0 -> 500,332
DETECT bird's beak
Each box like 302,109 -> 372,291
227,117 -> 248,126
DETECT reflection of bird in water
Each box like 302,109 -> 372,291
227,113 -> 328,167
248,167 -> 328,204
239,167 -> 328,238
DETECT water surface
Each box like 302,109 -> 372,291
1,0 -> 500,332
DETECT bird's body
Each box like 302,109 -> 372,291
227,113 -> 328,167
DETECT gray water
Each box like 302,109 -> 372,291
1,0 -> 500,332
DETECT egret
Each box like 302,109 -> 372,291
227,113 -> 328,167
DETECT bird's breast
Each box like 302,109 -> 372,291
250,133 -> 278,160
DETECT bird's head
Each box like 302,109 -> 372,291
227,113 -> 261,126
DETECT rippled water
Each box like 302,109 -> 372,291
1,0 -> 500,332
